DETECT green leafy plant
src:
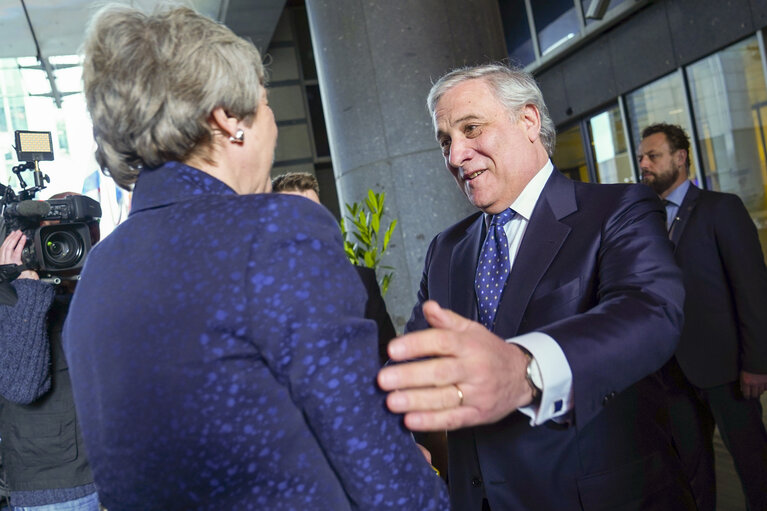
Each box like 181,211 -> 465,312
340,189 -> 398,295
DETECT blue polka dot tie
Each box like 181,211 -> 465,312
475,208 -> 515,331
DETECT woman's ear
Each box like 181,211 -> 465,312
210,107 -> 240,139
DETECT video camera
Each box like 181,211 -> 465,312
0,130 -> 102,278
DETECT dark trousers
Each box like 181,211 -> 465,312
665,358 -> 767,511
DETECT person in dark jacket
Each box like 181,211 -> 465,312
377,63 -> 693,511
0,198 -> 100,511
639,122 -> 767,511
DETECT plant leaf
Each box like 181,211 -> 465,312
353,231 -> 371,246
340,189 -> 397,284
365,195 -> 377,215
383,219 -> 397,251
381,272 -> 393,296
370,208 -> 380,234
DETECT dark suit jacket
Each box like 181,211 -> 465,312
354,266 -> 397,366
408,170 -> 693,510
670,183 -> 767,388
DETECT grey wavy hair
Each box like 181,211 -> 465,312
426,63 -> 556,157
82,5 -> 266,189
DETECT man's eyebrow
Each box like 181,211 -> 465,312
436,114 -> 482,138
454,114 -> 481,124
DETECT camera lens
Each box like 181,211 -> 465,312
42,229 -> 84,268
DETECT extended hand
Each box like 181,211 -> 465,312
740,370 -> 767,399
377,300 -> 534,431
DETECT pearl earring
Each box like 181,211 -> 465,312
229,129 -> 244,144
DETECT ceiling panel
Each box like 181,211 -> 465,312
0,0 -> 279,59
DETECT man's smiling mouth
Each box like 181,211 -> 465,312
464,169 -> 487,181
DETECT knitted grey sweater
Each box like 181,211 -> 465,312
0,279 -> 97,507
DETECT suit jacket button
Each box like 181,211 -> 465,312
471,477 -> 482,487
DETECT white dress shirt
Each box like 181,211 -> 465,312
483,160 -> 573,425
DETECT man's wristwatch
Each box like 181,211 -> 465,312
519,346 -> 543,401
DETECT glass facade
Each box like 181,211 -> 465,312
625,72 -> 699,183
686,35 -> 767,249
499,0 -> 644,70
552,124 -> 589,182
531,1 -> 580,56
587,105 -> 634,183
532,33 -> 767,258
498,0 -> 536,66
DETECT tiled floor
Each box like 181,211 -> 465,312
713,392 -> 767,511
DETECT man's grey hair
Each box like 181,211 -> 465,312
427,63 -> 556,156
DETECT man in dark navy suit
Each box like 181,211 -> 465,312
377,64 -> 695,510
639,123 -> 767,511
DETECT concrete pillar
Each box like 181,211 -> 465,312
305,0 -> 507,329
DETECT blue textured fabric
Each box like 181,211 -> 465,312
9,485 -> 97,509
62,162 -> 447,511
474,208 -> 514,330
11,491 -> 99,510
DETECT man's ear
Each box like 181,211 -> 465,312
210,107 -> 240,139
674,148 -> 688,168
521,104 -> 542,143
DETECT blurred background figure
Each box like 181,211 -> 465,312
272,172 -> 397,365
0,192 -> 99,511
62,5 -> 447,511
272,172 -> 321,204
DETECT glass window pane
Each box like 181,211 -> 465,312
587,105 -> 634,183
625,72 -> 699,182
686,35 -> 767,257
532,1 -> 580,56
553,123 -> 590,182
498,0 -> 536,66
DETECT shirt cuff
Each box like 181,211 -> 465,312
508,331 -> 573,426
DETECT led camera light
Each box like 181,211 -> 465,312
15,130 -> 54,162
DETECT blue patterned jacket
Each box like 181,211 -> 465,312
63,162 -> 448,510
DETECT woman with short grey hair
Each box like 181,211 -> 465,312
63,5 -> 448,510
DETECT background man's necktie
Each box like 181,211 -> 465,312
663,199 -> 679,239
663,199 -> 675,231
475,208 -> 515,330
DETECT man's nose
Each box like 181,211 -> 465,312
448,138 -> 471,168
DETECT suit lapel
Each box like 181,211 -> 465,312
670,184 -> 700,248
494,171 -> 574,336
450,215 -> 484,322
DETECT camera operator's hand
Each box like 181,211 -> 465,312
0,230 -> 38,280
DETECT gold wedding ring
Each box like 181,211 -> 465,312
454,384 -> 464,407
